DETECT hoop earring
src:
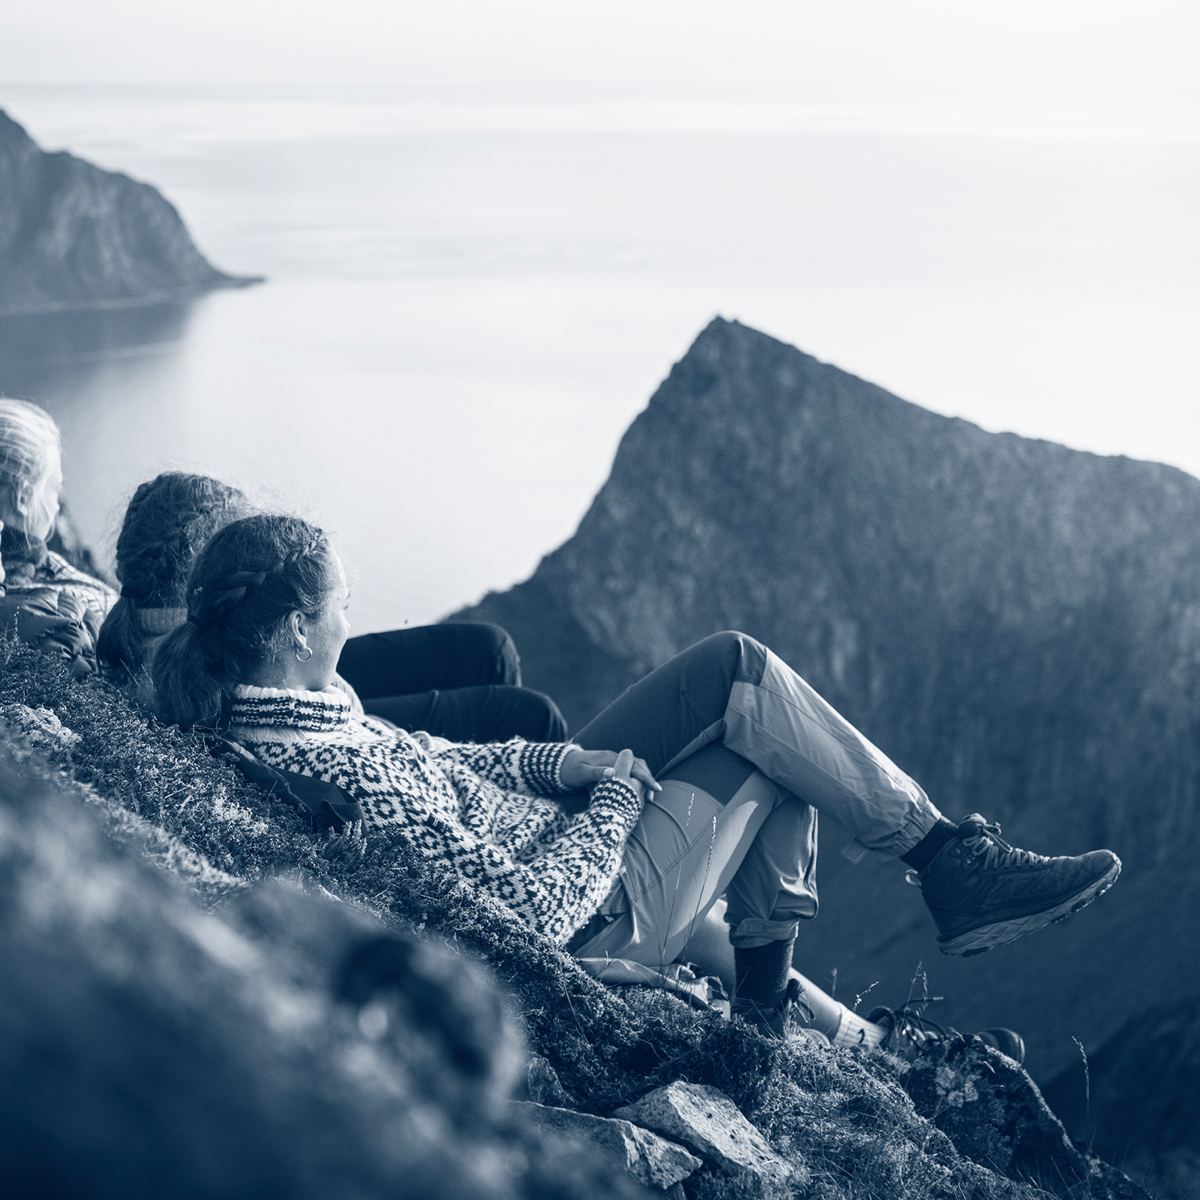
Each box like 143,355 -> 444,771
295,645 -> 314,663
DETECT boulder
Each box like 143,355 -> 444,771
514,1102 -> 701,1190
897,1038 -> 1151,1199
612,1081 -> 793,1186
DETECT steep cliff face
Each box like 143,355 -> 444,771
456,317 -> 1200,1087
0,110 -> 259,314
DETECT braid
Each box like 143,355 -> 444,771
97,473 -> 250,675
152,514 -> 335,730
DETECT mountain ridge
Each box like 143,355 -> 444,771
0,109 -> 260,315
454,317 -> 1200,1100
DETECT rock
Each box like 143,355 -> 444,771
897,1038 -> 1151,1199
612,1081 -> 791,1185
0,108 -> 261,314
526,1054 -> 571,1106
0,702 -> 80,751
514,1101 -> 702,1189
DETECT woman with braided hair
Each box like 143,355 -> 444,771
97,473 -> 250,701
0,398 -> 116,674
101,472 -> 565,742
154,513 -> 1120,1056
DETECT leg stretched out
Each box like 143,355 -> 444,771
571,631 -> 1119,1034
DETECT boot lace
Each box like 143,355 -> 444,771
904,814 -> 1049,888
956,814 -> 1048,872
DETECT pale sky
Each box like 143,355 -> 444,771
3,0 -> 1198,118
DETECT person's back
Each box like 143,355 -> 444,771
0,398 -> 115,674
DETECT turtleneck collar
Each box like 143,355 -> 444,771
136,606 -> 187,636
229,683 -> 351,733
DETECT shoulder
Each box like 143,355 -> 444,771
42,552 -> 117,602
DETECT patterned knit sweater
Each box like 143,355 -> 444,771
228,684 -> 643,945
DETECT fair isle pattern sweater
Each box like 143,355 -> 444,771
228,684 -> 643,945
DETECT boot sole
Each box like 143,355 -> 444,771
937,855 -> 1121,957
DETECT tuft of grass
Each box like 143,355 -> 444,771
1070,1037 -> 1092,1154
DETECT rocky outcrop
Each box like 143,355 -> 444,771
0,110 -> 260,314
514,1102 -> 702,1191
0,751 -> 638,1200
613,1082 -> 796,1191
455,318 -> 1200,1110
897,1038 -> 1149,1199
0,644 -> 1153,1200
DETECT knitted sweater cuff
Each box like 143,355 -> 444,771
587,777 -> 643,824
518,740 -> 580,794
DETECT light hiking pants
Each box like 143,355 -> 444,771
569,631 -> 941,971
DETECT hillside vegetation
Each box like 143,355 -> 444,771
0,640 -> 1150,1199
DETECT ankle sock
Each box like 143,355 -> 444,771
830,1006 -> 887,1049
733,937 -> 796,1008
900,818 -> 959,871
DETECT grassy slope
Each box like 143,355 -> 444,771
0,641 -> 1136,1200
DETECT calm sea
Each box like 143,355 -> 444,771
1,84 -> 1197,629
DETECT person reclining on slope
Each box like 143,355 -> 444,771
42,465 -> 563,744
151,513 -> 1121,1054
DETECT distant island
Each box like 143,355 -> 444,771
0,109 -> 261,315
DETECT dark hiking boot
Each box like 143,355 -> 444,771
732,977 -> 831,1046
867,1004 -> 1026,1066
911,813 -> 1121,957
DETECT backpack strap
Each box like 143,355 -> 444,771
206,734 -> 364,832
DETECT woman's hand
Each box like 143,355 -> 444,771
560,748 -> 661,799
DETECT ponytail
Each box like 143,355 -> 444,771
151,514 -> 334,730
95,597 -> 147,679
152,618 -> 226,729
